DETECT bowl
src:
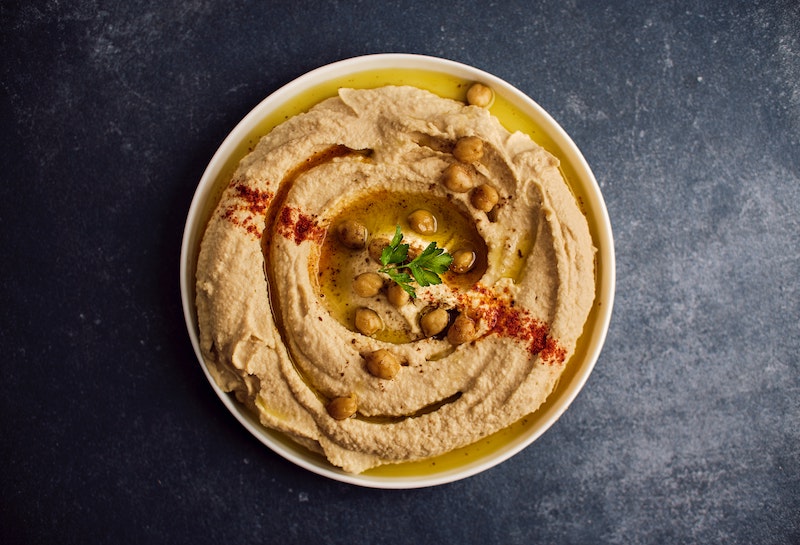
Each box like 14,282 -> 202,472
180,53 -> 615,489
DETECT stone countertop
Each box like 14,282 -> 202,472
1,1 -> 797,543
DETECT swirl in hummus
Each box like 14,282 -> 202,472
196,84 -> 595,473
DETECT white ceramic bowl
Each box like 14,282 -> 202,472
180,53 -> 615,489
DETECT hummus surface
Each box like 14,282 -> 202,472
196,85 -> 595,473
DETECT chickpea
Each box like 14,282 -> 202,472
407,209 -> 437,235
354,307 -> 383,336
326,394 -> 357,420
368,237 -> 390,263
420,308 -> 450,337
387,282 -> 411,307
441,163 -> 473,193
353,272 -> 384,297
450,249 -> 477,274
336,219 -> 368,249
365,349 -> 401,380
466,83 -> 494,108
470,183 -> 499,212
447,313 -> 476,345
453,136 -> 484,163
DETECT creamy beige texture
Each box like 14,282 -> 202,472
196,85 -> 595,473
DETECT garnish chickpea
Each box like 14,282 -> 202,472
326,394 -> 357,420
466,83 -> 494,108
407,209 -> 437,235
470,184 -> 499,212
336,219 -> 368,249
353,272 -> 384,297
453,136 -> 484,163
354,307 -> 383,336
450,249 -> 477,274
368,237 -> 390,263
365,349 -> 401,380
447,313 -> 477,345
441,163 -> 473,193
420,308 -> 450,337
387,282 -> 410,307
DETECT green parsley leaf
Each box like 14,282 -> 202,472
409,242 -> 454,284
380,225 -> 409,267
377,225 -> 453,298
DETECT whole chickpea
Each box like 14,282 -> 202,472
407,209 -> 437,235
450,249 -> 477,274
368,237 -> 390,263
466,83 -> 494,108
353,272 -> 384,297
365,349 -> 401,380
387,282 -> 410,307
470,184 -> 499,212
453,136 -> 484,163
336,219 -> 368,249
420,308 -> 450,337
447,313 -> 477,345
326,394 -> 357,420
441,163 -> 473,193
354,307 -> 383,336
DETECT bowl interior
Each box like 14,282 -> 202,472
180,54 -> 615,489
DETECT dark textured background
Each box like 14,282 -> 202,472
2,1 -> 798,543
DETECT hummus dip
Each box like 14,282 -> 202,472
196,84 -> 595,473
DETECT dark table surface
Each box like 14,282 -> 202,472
2,1 -> 798,543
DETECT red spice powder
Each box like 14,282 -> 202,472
541,336 -> 567,366
276,206 -> 325,245
465,286 -> 566,365
220,181 -> 274,238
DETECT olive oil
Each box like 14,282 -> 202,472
316,190 -> 487,343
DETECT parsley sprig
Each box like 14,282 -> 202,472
378,225 -> 453,298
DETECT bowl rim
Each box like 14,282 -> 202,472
180,53 -> 615,489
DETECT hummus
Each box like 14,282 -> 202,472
196,85 -> 595,473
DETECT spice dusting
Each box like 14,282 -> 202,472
220,180 -> 274,238
467,286 -> 566,365
277,206 -> 325,245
